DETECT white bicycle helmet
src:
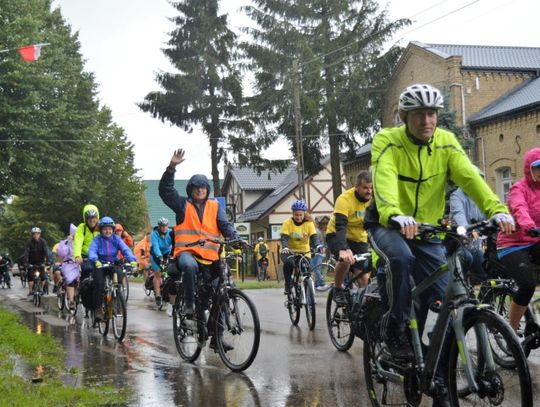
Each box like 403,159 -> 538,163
398,84 -> 444,112
31,227 -> 41,234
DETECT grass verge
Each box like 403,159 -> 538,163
0,305 -> 126,406
235,280 -> 282,290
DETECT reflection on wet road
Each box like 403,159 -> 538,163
1,283 -> 539,406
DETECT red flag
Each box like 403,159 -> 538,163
18,44 -> 44,62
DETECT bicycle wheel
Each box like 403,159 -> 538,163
97,301 -> 109,337
363,321 -> 408,406
448,309 -> 532,406
326,287 -> 354,351
304,279 -> 316,330
173,290 -> 202,362
112,290 -> 127,341
33,292 -> 40,307
287,284 -> 301,325
482,287 -> 533,362
121,274 -> 129,302
57,291 -> 65,311
214,288 -> 260,372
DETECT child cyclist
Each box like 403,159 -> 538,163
280,200 -> 324,294
88,217 -> 137,321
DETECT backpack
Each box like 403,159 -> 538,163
258,244 -> 267,257
79,277 -> 96,309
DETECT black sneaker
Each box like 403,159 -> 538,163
283,285 -> 291,295
53,285 -> 59,294
430,381 -> 450,407
155,296 -> 162,307
384,330 -> 414,361
209,337 -> 234,353
333,287 -> 347,305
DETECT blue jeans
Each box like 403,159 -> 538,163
176,252 -> 200,306
369,226 -> 448,332
310,253 -> 326,287
458,246 -> 487,282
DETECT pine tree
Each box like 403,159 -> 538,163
243,0 -> 408,199
139,0 -> 247,195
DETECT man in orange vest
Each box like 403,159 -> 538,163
159,148 -> 240,329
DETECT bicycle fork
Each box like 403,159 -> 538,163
300,276 -> 315,306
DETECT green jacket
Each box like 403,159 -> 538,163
73,204 -> 100,258
371,125 -> 507,226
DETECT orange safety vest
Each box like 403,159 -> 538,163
173,200 -> 221,261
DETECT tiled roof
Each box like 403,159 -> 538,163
237,167 -> 299,222
469,76 -> 540,124
228,166 -> 292,190
414,42 -> 540,71
343,143 -> 372,164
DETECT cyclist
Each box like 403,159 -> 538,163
159,148 -> 241,350
497,147 -> 540,332
74,204 -> 100,281
254,237 -> 269,278
88,216 -> 137,321
21,227 -> 51,296
328,170 -> 372,304
365,83 -> 513,405
280,200 -> 323,295
448,167 -> 487,284
115,223 -> 134,248
55,224 -> 80,310
0,253 -> 13,288
150,217 -> 172,307
134,232 -> 151,279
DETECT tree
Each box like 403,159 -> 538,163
243,0 -> 409,200
0,0 -> 146,254
139,0 -> 249,195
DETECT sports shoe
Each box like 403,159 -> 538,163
384,329 -> 414,361
53,284 -> 59,294
315,284 -> 331,292
155,295 -> 162,307
283,284 -> 291,295
166,303 -> 174,317
430,380 -> 450,407
333,287 -> 347,305
209,336 -> 234,352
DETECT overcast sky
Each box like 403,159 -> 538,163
51,0 -> 538,180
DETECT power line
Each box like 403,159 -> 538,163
298,0 -> 481,71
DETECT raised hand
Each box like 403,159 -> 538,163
169,148 -> 186,168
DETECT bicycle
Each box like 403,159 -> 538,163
363,222 -> 532,406
28,265 -> 45,307
257,256 -> 269,281
144,256 -> 171,310
18,264 -> 27,288
172,238 -> 260,372
0,268 -> 11,289
284,251 -> 317,330
326,252 -> 372,351
92,262 -> 127,342
56,277 -> 80,315
475,223 -> 540,361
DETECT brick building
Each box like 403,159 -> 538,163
375,41 -> 540,201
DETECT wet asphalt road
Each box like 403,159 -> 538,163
1,276 -> 540,406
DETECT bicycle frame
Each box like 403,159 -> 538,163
375,242 -> 499,395
291,253 -> 313,306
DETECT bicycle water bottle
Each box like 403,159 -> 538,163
422,300 -> 441,346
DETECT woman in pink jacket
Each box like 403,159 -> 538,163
497,147 -> 540,331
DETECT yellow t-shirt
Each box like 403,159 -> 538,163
281,218 -> 316,255
327,187 -> 370,243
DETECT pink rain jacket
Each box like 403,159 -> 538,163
497,148 -> 540,248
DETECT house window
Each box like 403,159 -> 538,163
496,167 -> 513,203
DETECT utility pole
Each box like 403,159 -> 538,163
292,59 -> 306,200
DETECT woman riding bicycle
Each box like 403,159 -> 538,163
87,217 -> 137,321
280,200 -> 323,295
55,224 -> 81,310
497,147 -> 540,332
150,217 -> 172,308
